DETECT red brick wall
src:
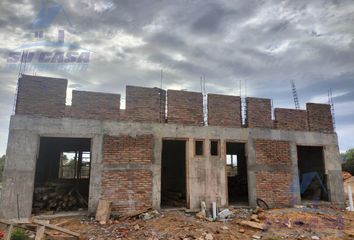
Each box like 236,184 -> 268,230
255,139 -> 291,165
101,170 -> 152,213
246,97 -> 272,128
167,90 -> 203,126
103,135 -> 153,164
125,86 -> 165,123
208,94 -> 242,127
15,74 -> 67,118
69,90 -> 120,120
254,139 -> 293,207
274,108 -> 309,131
101,134 -> 154,214
255,171 -> 293,207
306,103 -> 334,133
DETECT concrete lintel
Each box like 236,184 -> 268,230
102,163 -> 152,171
248,164 -> 294,172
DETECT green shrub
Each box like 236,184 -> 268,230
11,228 -> 30,240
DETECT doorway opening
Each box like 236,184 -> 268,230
32,137 -> 91,214
297,146 -> 329,201
161,140 -> 187,208
226,142 -> 249,205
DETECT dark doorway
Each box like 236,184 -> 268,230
297,146 -> 329,201
161,140 -> 187,208
226,142 -> 249,204
33,137 -> 91,214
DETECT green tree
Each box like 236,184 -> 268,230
342,148 -> 354,174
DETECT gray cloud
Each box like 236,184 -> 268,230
0,0 -> 353,153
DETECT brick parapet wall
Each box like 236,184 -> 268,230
167,90 -> 203,126
103,135 -> 153,164
125,86 -> 165,123
306,103 -> 334,133
69,90 -> 120,120
208,94 -> 242,127
246,97 -> 273,128
274,108 -> 309,131
14,75 -> 335,133
15,74 -> 67,118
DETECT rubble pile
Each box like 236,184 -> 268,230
33,205 -> 354,240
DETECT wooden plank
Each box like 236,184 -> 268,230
0,219 -> 11,226
95,199 -> 112,224
4,224 -> 13,240
32,219 -> 81,238
239,220 -> 265,230
120,207 -> 152,220
35,226 -> 46,240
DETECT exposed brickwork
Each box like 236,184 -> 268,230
246,97 -> 272,128
306,103 -> 334,133
15,74 -> 67,117
208,94 -> 242,127
256,170 -> 293,207
167,90 -> 203,126
101,170 -> 152,213
125,86 -> 165,123
255,139 -> 291,165
274,108 -> 309,131
103,135 -> 153,164
14,75 -> 334,136
69,90 -> 120,120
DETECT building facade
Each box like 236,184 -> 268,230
0,74 -> 344,218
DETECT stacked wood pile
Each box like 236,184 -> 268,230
33,182 -> 87,213
161,191 -> 186,207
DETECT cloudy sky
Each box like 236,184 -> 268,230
0,0 -> 353,155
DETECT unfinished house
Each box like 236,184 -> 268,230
0,74 -> 345,218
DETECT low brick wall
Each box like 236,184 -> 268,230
167,90 -> 203,126
307,103 -> 334,133
208,94 -> 241,127
246,97 -> 272,128
15,74 -> 67,118
274,108 -> 309,131
125,86 -> 165,123
70,90 -> 120,120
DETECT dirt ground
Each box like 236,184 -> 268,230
42,205 -> 354,240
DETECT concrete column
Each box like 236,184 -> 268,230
246,138 -> 257,207
88,135 -> 103,213
0,130 -> 39,218
323,145 -> 345,204
152,136 -> 162,209
289,142 -> 301,205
